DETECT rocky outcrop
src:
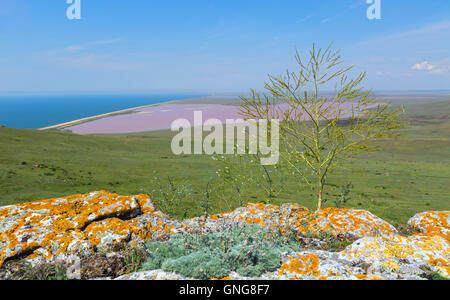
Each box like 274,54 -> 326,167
191,203 -> 399,238
277,231 -> 450,280
408,211 -> 449,239
0,191 -> 448,280
342,233 -> 449,278
0,191 -> 180,266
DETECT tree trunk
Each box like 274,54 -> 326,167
317,189 -> 322,211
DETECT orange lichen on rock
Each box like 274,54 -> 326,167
84,218 -> 131,249
0,191 -> 177,267
278,253 -> 321,279
342,232 -> 450,278
292,207 -> 398,237
354,274 -> 383,280
408,211 -> 449,240
204,203 -> 398,239
0,191 -> 448,280
275,234 -> 449,280
276,251 -> 382,280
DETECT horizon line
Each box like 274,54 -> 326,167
1,89 -> 450,97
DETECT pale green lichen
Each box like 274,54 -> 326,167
141,224 -> 302,279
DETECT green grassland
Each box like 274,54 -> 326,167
0,100 -> 449,226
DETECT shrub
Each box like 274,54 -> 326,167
141,225 -> 302,279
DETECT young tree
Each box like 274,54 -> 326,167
239,44 -> 405,210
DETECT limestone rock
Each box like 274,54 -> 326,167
276,250 -> 391,280
114,270 -> 190,280
190,203 -> 398,239
342,233 -> 450,278
0,191 -> 179,267
408,211 -> 449,238
84,218 -> 132,252
0,191 -> 448,280
275,231 -> 450,280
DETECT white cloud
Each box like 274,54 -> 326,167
412,61 -> 435,71
412,61 -> 447,75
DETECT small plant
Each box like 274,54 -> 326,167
396,225 -> 422,237
140,225 -> 303,279
248,152 -> 286,204
148,172 -> 195,217
214,153 -> 251,207
123,246 -> 145,274
431,272 -> 449,281
50,265 -> 69,280
199,181 -> 212,217
17,263 -> 71,280
214,149 -> 285,206
334,183 -> 353,208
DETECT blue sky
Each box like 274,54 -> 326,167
0,0 -> 449,94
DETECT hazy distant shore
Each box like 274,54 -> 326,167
62,101 -> 372,135
40,96 -> 241,131
39,100 -> 181,131
40,93 -> 450,134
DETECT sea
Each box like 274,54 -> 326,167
0,94 -> 205,129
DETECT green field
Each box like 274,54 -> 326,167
0,100 -> 449,226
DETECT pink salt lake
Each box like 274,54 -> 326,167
67,104 -> 244,134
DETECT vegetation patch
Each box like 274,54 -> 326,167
300,232 -> 358,252
141,224 -> 303,279
0,261 -> 69,281
0,242 -> 147,280
431,272 -> 450,281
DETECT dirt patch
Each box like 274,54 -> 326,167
0,260 -> 69,280
80,254 -> 127,279
299,233 -> 359,252
396,225 -> 422,237
0,242 -> 148,280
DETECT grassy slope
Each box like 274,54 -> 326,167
0,101 -> 449,225
405,100 -> 450,122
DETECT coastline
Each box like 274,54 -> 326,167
38,97 -> 209,131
